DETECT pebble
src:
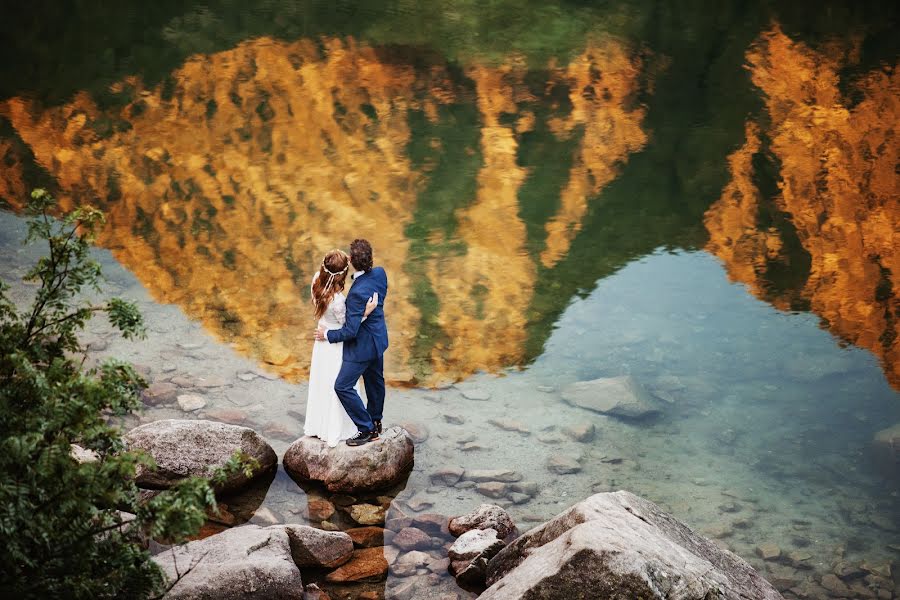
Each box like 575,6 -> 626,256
141,382 -> 177,406
160,363 -> 177,373
547,454 -> 581,474
755,543 -> 781,561
308,497 -> 336,521
443,414 -> 466,425
392,527 -> 432,551
349,504 -> 385,525
237,372 -> 258,381
399,421 -> 429,443
509,492 -> 531,505
205,408 -> 248,425
537,385 -> 555,393
475,482 -> 507,499
430,467 -> 465,485
176,393 -> 206,412
460,442 -> 487,452
250,506 -> 280,525
562,423 -> 596,443
718,502 -> 742,513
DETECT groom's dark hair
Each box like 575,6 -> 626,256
349,239 -> 373,272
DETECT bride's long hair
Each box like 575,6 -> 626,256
312,250 -> 350,319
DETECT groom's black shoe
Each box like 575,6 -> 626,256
346,430 -> 379,446
373,420 -> 383,435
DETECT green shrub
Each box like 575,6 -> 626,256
0,189 -> 250,599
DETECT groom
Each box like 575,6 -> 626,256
314,239 -> 388,446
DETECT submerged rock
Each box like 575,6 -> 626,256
449,504 -> 517,541
873,422 -> 900,473
482,491 -> 783,599
449,529 -> 506,589
125,419 -> 277,493
152,525 -> 303,599
324,547 -> 388,583
561,375 -> 662,419
282,427 -> 414,493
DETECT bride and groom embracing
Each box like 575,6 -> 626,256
305,239 -> 389,447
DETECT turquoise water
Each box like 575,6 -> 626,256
1,1 -> 898,598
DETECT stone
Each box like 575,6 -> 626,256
465,469 -> 522,483
152,525 -> 303,599
205,408 -> 249,425
349,504 -> 386,526
431,467 -> 465,485
449,528 -> 505,562
125,419 -> 277,493
444,414 -> 466,425
547,454 -> 581,474
508,482 -> 539,497
176,393 -> 207,412
449,504 -> 517,540
389,579 -> 419,599
262,421 -> 297,443
756,542 -> 782,561
482,491 -> 783,599
237,372 -> 258,382
561,375 -> 662,419
346,527 -> 387,548
509,493 -> 531,505
282,427 -> 414,493
194,376 -> 229,388
141,382 -> 177,406
488,419 -> 530,434
302,583 -> 330,600
411,514 -> 450,535
562,423 -> 596,442
398,421 -> 429,443
820,574 -> 852,596
406,491 -> 434,512
476,482 -> 508,499
283,524 -> 353,568
385,517 -> 414,532
460,442 -> 486,452
460,388 -> 491,401
324,547 -> 388,583
307,497 -> 335,522
393,527 -> 432,551
393,550 -> 431,576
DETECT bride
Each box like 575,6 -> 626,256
304,249 -> 377,447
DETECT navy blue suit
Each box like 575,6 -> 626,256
326,267 -> 388,432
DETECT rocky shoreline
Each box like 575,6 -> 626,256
129,419 -> 789,599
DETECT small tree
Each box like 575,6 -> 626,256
0,190 -> 250,599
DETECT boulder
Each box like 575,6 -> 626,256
283,525 -> 353,568
126,420 -> 277,494
152,525 -> 302,599
283,427 -> 414,493
561,375 -> 662,419
482,491 -> 784,599
449,504 -> 517,541
449,529 -> 506,590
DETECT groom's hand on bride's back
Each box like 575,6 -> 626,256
313,325 -> 327,341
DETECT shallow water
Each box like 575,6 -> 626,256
1,1 -> 899,598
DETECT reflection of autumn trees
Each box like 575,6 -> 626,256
705,26 -> 899,389
0,35 -> 647,385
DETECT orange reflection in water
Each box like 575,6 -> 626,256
0,35 -> 648,385
706,25 -> 900,389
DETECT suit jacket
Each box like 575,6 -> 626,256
326,266 -> 389,362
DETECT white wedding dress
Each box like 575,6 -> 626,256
303,277 -> 367,447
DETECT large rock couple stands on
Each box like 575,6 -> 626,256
282,426 -> 415,492
473,491 -> 784,600
125,419 -> 278,493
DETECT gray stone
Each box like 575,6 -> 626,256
449,528 -> 505,562
152,525 -> 303,599
443,414 -> 466,425
282,427 -> 414,493
562,423 -> 596,442
177,393 -> 207,412
476,482 -> 508,499
125,419 -> 277,494
460,388 -> 491,401
141,382 -> 178,406
561,375 -> 662,419
482,491 -> 783,600
488,419 -> 530,434
431,467 -> 465,485
547,454 -> 581,474
449,504 -> 517,540
283,524 -> 353,568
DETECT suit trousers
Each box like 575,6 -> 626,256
334,354 -> 385,432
